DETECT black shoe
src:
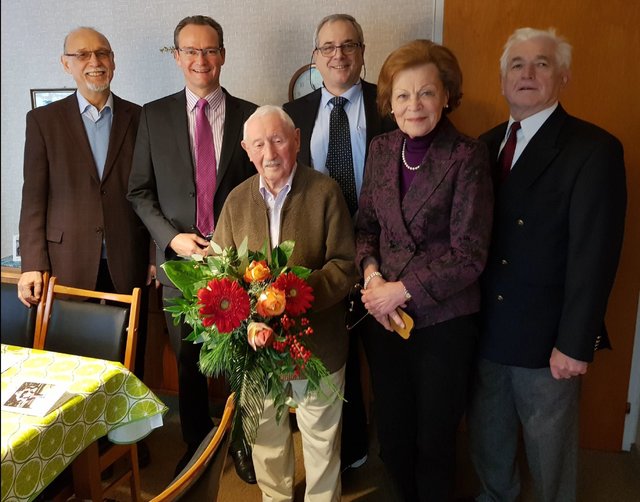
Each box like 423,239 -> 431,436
229,447 -> 257,484
174,444 -> 198,478
137,440 -> 151,469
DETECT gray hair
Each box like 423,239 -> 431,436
499,27 -> 572,76
313,14 -> 364,48
243,105 -> 296,141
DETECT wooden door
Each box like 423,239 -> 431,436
443,0 -> 640,450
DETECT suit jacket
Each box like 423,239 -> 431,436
213,165 -> 357,373
355,118 -> 493,329
19,92 -> 149,293
127,88 -> 257,284
479,104 -> 627,368
283,80 -> 395,169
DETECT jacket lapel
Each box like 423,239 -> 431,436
60,94 -> 100,184
102,94 -> 131,183
169,90 -> 194,176
218,90 -> 243,189
402,119 -> 457,225
505,105 -> 566,190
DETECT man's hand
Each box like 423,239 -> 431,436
549,347 -> 588,380
169,233 -> 210,258
146,264 -> 160,288
17,271 -> 44,307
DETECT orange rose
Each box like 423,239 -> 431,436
256,286 -> 286,317
247,322 -> 275,351
244,260 -> 271,283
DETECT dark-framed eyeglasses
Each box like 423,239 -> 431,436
63,50 -> 113,61
315,42 -> 362,58
345,283 -> 369,331
177,47 -> 223,59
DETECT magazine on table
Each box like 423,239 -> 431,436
1,380 -> 74,417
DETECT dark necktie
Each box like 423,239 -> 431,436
195,99 -> 216,237
498,121 -> 521,183
326,96 -> 358,216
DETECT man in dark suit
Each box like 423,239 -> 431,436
468,27 -> 627,501
18,26 -> 153,467
127,15 -> 257,482
283,13 -> 394,472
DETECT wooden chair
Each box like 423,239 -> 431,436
151,393 -> 236,502
1,270 -> 48,348
36,276 -> 142,502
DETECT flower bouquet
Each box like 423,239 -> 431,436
162,237 -> 335,449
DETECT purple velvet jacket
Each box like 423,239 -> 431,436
355,118 -> 493,329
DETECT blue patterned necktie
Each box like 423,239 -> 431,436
326,96 -> 358,215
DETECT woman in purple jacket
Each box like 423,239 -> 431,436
355,39 -> 493,501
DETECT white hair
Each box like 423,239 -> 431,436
242,105 -> 296,141
499,27 -> 572,76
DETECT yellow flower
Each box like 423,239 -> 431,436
256,286 -> 286,317
244,260 -> 272,283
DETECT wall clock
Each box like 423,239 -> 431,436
288,64 -> 323,102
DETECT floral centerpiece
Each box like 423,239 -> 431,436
162,237 -> 335,449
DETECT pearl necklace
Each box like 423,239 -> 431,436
401,139 -> 421,171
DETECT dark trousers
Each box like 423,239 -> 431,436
163,285 -> 214,447
468,359 -> 580,502
96,258 -> 149,380
341,296 -> 370,466
363,314 -> 478,502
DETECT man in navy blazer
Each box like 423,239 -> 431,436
283,13 -> 394,472
468,27 -> 627,501
127,15 -> 257,481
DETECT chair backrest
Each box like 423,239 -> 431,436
151,393 -> 236,502
1,271 -> 49,348
35,276 -> 141,371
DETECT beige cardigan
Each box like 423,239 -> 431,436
213,165 -> 357,374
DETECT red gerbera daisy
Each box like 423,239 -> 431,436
197,278 -> 250,333
273,272 -> 314,316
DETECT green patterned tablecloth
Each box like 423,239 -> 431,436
0,344 -> 168,502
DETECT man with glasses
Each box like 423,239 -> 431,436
18,26 -> 154,469
127,15 -> 257,481
283,13 -> 395,473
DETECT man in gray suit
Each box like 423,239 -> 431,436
468,27 -> 627,502
127,15 -> 257,481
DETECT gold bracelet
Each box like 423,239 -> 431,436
363,271 -> 383,289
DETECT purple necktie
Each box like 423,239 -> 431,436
498,121 -> 521,183
195,98 -> 216,237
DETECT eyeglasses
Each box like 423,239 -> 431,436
315,42 -> 362,58
63,50 -> 113,61
177,47 -> 223,58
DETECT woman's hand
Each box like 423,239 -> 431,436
361,280 -> 407,317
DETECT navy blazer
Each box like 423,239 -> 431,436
479,104 -> 627,368
355,118 -> 493,329
128,88 -> 257,284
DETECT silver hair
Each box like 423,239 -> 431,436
313,13 -> 364,48
243,105 -> 296,141
499,27 -> 572,76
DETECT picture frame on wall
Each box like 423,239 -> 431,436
30,88 -> 75,109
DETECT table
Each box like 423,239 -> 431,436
1,344 -> 168,502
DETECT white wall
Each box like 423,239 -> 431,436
0,0 -> 438,257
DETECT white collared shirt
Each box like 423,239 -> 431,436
500,102 -> 559,168
258,166 -> 297,246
